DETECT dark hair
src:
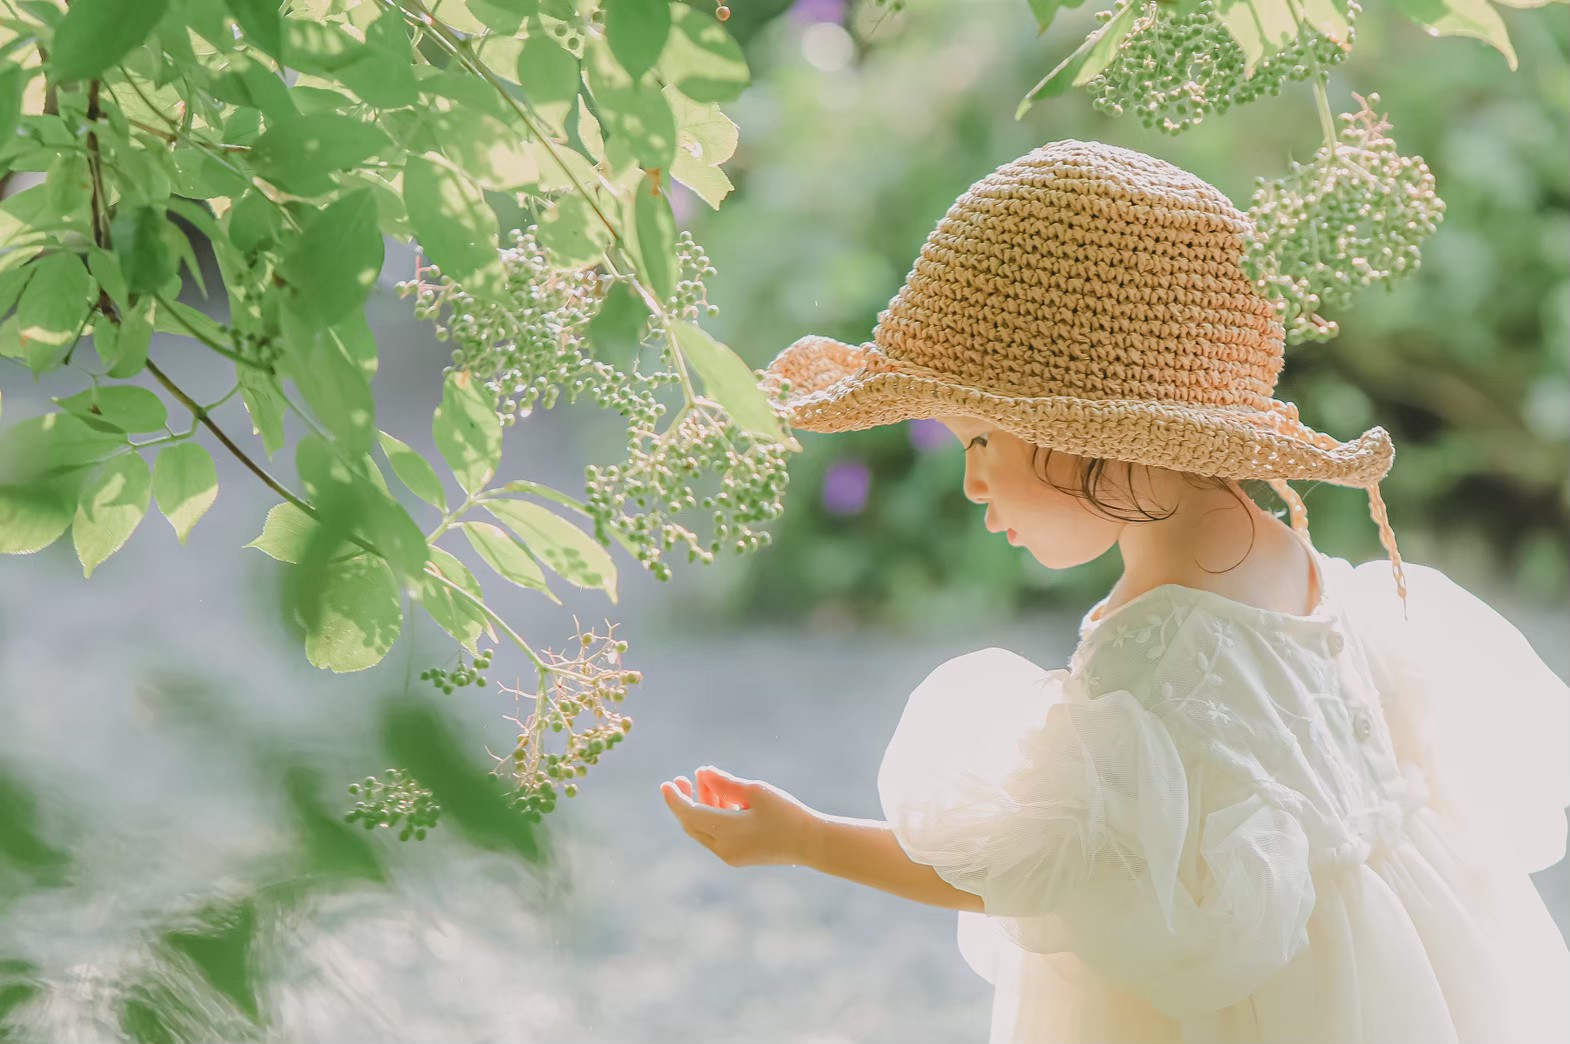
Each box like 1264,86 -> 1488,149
1029,446 -> 1265,576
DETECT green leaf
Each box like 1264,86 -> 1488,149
515,32 -> 580,137
1027,0 -> 1061,32
17,252 -> 92,373
113,206 -> 177,297
586,39 -> 676,175
1296,0 -> 1353,43
1072,0 -> 1144,86
1017,0 -> 1138,117
251,112 -> 390,197
377,429 -> 447,511
279,189 -> 384,327
0,411 -> 126,481
152,442 -> 218,544
102,298 -> 155,379
461,520 -> 558,601
484,499 -> 617,600
85,247 -> 128,312
414,546 -> 490,652
224,0 -> 284,58
55,386 -> 168,434
671,320 -> 792,445
656,2 -> 750,103
295,434 -> 429,582
633,181 -> 678,301
432,369 -> 502,495
0,64 -> 25,146
209,57 -> 297,122
605,0 -> 670,80
1388,0 -> 1518,68
0,411 -> 126,556
666,86 -> 737,209
0,483 -> 73,555
337,11 -> 419,108
49,0 -> 170,81
433,109 -> 540,192
469,0 -> 540,32
302,552 -> 402,672
73,452 -> 151,578
0,267 -> 32,318
537,192 -> 613,269
247,501 -> 325,564
402,153 -> 507,300
1215,0 -> 1301,74
240,368 -> 287,457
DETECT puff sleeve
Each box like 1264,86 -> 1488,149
1336,558 -> 1570,876
877,643 -> 1316,1019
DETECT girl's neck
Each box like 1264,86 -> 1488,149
1104,488 -> 1320,619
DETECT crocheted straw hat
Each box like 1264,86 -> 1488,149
761,139 -> 1409,611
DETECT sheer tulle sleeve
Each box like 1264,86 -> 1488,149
1336,558 -> 1570,875
877,645 -> 1316,1018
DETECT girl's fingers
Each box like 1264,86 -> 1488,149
699,766 -> 755,810
660,781 -> 717,846
673,776 -> 694,799
696,769 -> 717,807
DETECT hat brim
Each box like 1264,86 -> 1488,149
763,336 -> 1393,488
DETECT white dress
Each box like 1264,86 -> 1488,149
879,551 -> 1570,1043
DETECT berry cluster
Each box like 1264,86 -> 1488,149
495,618 -> 641,822
420,648 -> 493,694
401,224 -> 794,585
1084,0 -> 1358,135
345,768 -> 443,841
400,227 -> 668,430
1243,93 -> 1444,343
584,404 -> 791,582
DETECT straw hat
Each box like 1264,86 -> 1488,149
761,139 -> 1408,611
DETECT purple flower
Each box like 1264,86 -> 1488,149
789,0 -> 846,24
908,418 -> 949,453
821,458 -> 871,515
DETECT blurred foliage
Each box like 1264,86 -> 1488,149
673,0 -> 1569,628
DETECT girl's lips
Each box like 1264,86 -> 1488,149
1007,528 -> 1018,544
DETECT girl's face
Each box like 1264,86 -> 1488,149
937,416 -> 1128,570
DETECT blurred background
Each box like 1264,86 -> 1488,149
1,0 -> 1565,1040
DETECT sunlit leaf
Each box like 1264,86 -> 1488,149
247,501 -> 328,564
402,152 -> 507,300
656,2 -> 749,103
377,429 -> 447,511
414,546 -> 490,652
251,112 -> 390,197
1388,0 -> 1517,68
432,369 -> 502,495
605,0 -> 670,80
515,31 -> 580,136
279,189 -> 385,326
1017,0 -> 1137,116
672,320 -> 791,445
16,253 -> 92,371
301,552 -> 402,672
538,192 -> 613,269
49,0 -> 170,80
484,499 -> 617,600
55,386 -> 168,434
461,520 -> 558,601
152,442 -> 218,545
73,453 -> 152,578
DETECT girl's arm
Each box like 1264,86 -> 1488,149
803,812 -> 984,912
659,766 -> 984,913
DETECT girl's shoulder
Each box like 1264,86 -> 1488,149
1069,569 -> 1346,702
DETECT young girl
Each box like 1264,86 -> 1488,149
658,140 -> 1570,1043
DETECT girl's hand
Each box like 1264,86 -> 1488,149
659,766 -> 821,868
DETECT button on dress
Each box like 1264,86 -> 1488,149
878,551 -> 1570,1043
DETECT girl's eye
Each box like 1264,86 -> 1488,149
967,435 -> 988,451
